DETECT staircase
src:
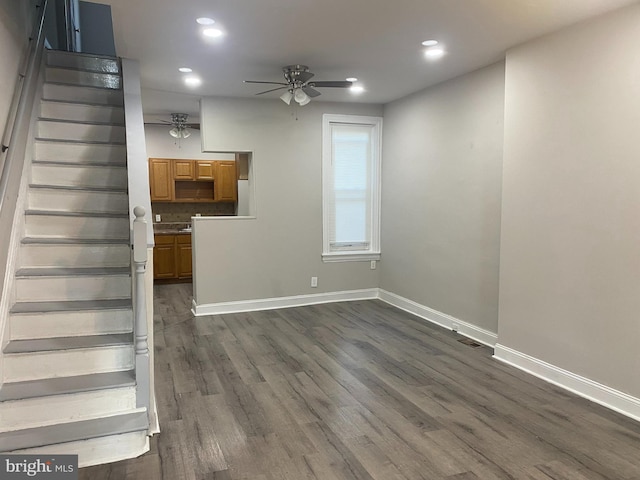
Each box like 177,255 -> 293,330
0,50 -> 149,464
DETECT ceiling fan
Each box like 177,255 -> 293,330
244,65 -> 353,106
145,113 -> 200,139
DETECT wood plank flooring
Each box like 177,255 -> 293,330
80,284 -> 640,479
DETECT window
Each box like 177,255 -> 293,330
322,114 -> 382,262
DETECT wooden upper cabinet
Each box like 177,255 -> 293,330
149,158 -> 173,201
215,161 -> 238,202
195,161 -> 215,180
174,160 -> 195,180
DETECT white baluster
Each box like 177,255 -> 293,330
133,206 -> 150,411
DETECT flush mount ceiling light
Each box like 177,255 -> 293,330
202,27 -> 224,38
424,46 -> 445,59
421,39 -> 439,47
196,17 -> 215,25
184,75 -> 201,87
178,67 -> 193,73
169,113 -> 192,139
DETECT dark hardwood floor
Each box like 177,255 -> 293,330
80,283 -> 640,479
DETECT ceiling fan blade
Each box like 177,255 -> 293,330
244,80 -> 288,86
302,86 -> 321,98
256,86 -> 288,95
309,81 -> 353,88
297,71 -> 314,83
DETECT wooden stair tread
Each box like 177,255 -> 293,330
0,370 -> 135,402
3,333 -> 133,354
15,267 -> 131,277
10,299 -> 132,314
0,410 -> 147,451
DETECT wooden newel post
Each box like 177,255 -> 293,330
133,206 -> 150,412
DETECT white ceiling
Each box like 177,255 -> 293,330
103,0 -> 635,108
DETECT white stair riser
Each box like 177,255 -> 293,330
0,387 -> 135,432
10,309 -> 133,340
11,431 -> 149,468
40,101 -> 124,124
43,83 -> 123,106
4,346 -> 134,382
19,244 -> 130,269
16,275 -> 131,302
31,164 -> 127,189
25,215 -> 129,240
28,188 -> 128,214
38,121 -> 125,143
47,52 -> 120,74
46,68 -> 121,89
34,141 -> 126,165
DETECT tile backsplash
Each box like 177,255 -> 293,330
151,202 -> 235,223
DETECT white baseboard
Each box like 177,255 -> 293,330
192,288 -> 379,316
378,289 -> 497,347
494,344 -> 640,423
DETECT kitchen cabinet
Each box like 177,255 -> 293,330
174,160 -> 195,179
149,158 -> 238,203
153,235 -> 178,278
149,159 -> 173,201
195,161 -> 215,180
215,161 -> 237,202
176,235 -> 193,278
153,233 -> 192,280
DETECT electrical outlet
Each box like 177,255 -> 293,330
195,213 -> 201,217
155,214 -> 161,222
452,323 -> 459,332
370,260 -> 377,270
311,276 -> 318,288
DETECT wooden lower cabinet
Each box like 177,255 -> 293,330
176,235 -> 193,278
153,234 -> 192,280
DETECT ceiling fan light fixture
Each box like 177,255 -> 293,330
294,88 -> 310,105
280,90 -> 293,105
169,127 -> 180,138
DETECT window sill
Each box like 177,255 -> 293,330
322,252 -> 381,263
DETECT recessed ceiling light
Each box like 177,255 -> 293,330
178,67 -> 193,73
421,40 -> 439,47
424,47 -> 445,59
350,85 -> 364,94
346,77 -> 358,82
202,27 -> 224,38
196,17 -> 215,25
184,76 -> 202,87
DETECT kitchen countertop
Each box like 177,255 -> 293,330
153,223 -> 192,235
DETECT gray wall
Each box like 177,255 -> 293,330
498,3 -> 640,397
380,63 -> 505,334
78,1 -> 116,56
144,124 -> 234,161
0,0 -> 31,151
194,97 -> 383,305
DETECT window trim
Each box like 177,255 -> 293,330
322,114 -> 382,263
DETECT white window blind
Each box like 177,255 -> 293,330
322,115 -> 382,262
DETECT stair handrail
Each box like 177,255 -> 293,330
121,58 -> 156,432
0,0 -> 48,316
0,0 -> 49,210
